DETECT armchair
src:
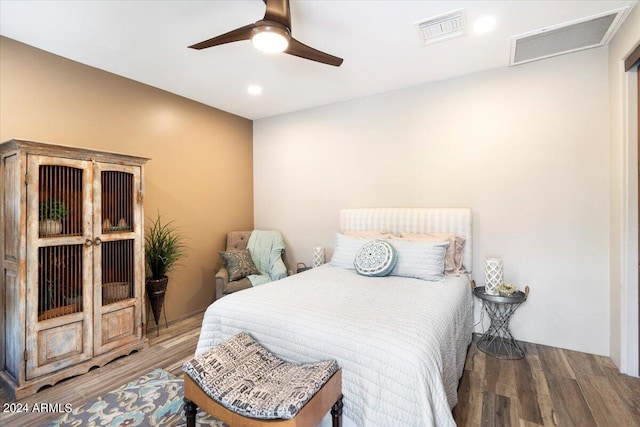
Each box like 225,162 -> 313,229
215,231 -> 287,301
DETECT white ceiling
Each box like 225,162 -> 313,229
0,0 -> 636,120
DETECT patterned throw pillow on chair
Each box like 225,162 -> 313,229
219,249 -> 260,281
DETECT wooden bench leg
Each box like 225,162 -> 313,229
184,397 -> 197,427
331,395 -> 344,427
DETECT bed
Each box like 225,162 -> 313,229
196,208 -> 474,427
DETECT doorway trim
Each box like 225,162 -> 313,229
620,62 -> 639,377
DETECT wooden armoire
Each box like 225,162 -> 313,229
0,140 -> 149,399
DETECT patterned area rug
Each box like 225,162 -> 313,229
48,368 -> 228,427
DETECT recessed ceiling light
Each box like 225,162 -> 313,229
474,16 -> 496,34
247,85 -> 262,95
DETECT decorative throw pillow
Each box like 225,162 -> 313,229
219,249 -> 260,281
354,240 -> 398,277
389,239 -> 449,281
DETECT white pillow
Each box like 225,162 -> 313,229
330,233 -> 368,269
400,232 -> 466,273
389,239 -> 449,281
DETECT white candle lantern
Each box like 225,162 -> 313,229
484,258 -> 503,295
313,246 -> 325,268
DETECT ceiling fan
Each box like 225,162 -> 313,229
188,0 -> 343,67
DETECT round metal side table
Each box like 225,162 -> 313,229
473,285 -> 529,359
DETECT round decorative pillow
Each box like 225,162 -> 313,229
354,240 -> 398,277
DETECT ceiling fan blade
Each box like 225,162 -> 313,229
188,24 -> 255,50
286,37 -> 343,67
264,0 -> 291,30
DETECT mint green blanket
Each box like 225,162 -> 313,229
247,230 -> 287,286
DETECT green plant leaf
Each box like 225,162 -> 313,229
144,211 -> 188,279
39,198 -> 68,221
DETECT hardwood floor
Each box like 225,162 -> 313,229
453,337 -> 640,426
1,312 -> 639,426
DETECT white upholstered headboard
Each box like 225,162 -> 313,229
339,208 -> 473,273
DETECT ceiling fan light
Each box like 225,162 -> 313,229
251,26 -> 289,53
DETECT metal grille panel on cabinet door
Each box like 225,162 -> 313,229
38,245 -> 83,320
102,239 -> 134,305
38,165 -> 82,237
101,171 -> 133,233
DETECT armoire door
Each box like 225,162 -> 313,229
92,162 -> 144,356
25,155 -> 94,379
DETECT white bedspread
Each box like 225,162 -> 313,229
196,265 -> 473,427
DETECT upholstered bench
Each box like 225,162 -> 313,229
182,332 -> 343,427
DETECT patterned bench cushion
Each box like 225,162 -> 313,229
183,332 -> 339,420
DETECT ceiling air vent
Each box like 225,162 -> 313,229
510,6 -> 631,66
415,9 -> 466,45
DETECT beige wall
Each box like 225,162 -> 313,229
608,6 -> 640,376
0,36 -> 254,324
254,47 -> 611,356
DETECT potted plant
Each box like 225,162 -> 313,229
144,211 -> 188,334
39,198 -> 68,236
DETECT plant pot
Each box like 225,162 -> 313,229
39,219 -> 62,236
146,276 -> 169,332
